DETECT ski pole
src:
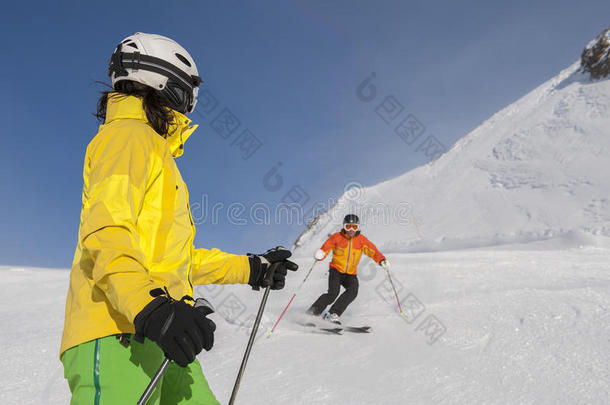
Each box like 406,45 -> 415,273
136,297 -> 215,405
137,358 -> 170,405
383,267 -> 404,316
228,276 -> 275,405
268,261 -> 317,336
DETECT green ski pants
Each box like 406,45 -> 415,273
61,335 -> 220,405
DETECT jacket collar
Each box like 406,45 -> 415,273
339,229 -> 361,239
104,93 -> 198,157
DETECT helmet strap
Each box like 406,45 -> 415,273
108,43 -> 128,78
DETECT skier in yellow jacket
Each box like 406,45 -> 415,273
61,33 -> 297,405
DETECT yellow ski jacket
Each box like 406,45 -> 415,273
60,94 -> 250,357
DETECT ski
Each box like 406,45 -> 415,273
298,320 -> 371,334
298,313 -> 373,333
297,321 -> 343,335
318,327 -> 344,335
317,316 -> 372,333
343,325 -> 372,333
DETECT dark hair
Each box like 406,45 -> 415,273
95,81 -> 174,137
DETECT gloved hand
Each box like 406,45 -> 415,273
380,259 -> 391,270
134,289 -> 216,367
314,249 -> 326,261
248,246 -> 298,290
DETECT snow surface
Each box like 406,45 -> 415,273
2,248 -> 610,404
294,61 -> 610,257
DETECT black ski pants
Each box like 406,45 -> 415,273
309,268 -> 359,316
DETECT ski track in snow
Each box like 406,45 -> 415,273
1,247 -> 609,404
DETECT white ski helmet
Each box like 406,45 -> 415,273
108,32 -> 202,114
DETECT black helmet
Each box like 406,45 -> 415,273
343,214 -> 359,225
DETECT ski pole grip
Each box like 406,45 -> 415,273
136,298 -> 215,405
193,297 -> 215,316
263,262 -> 281,287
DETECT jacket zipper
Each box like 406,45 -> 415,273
186,194 -> 195,293
344,238 -> 352,274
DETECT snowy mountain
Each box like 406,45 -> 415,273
294,40 -> 610,257
582,27 -> 610,80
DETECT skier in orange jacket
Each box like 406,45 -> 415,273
307,214 -> 390,323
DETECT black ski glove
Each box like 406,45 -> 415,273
248,246 -> 298,290
134,289 -> 216,368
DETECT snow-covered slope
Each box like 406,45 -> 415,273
294,61 -> 610,256
3,248 -> 610,404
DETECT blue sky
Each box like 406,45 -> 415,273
1,0 -> 609,267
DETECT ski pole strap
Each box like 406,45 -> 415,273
116,333 -> 131,348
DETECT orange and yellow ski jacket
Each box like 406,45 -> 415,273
60,94 -> 250,357
320,230 -> 385,275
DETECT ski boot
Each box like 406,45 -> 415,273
323,312 -> 341,325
